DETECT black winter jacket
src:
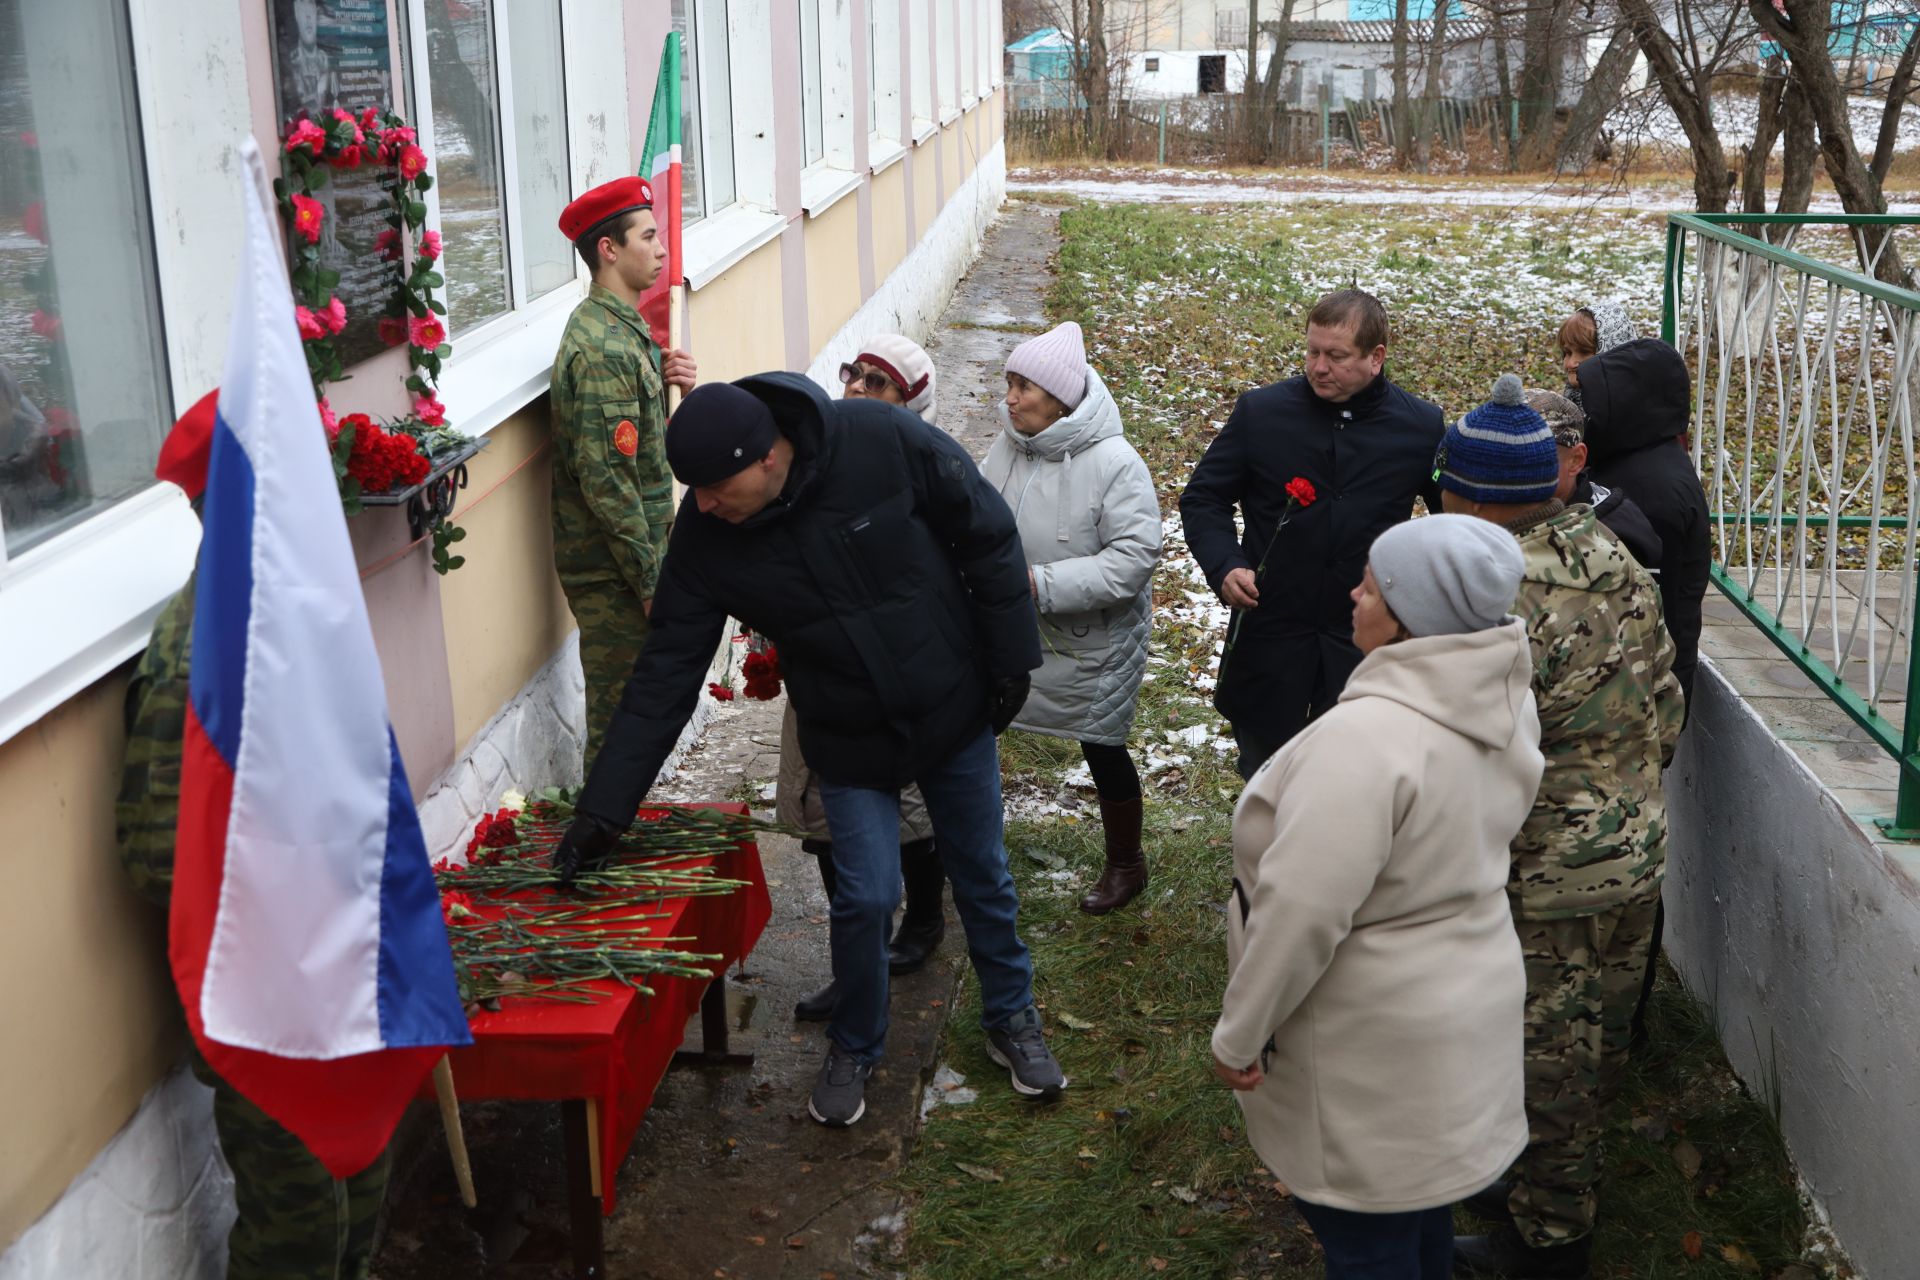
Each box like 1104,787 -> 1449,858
1178,373 -> 1444,745
1576,338 -> 1710,698
577,373 -> 1042,825
1571,471 -> 1663,574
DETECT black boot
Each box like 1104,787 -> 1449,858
796,845 -> 841,1021
1079,797 -> 1147,915
1460,1181 -> 1514,1223
1453,1225 -> 1592,1279
888,839 -> 946,975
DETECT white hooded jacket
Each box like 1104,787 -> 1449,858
980,367 -> 1162,745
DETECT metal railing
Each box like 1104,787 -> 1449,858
1664,212 -> 1920,835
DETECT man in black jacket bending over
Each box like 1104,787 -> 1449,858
1179,289 -> 1445,779
551,374 -> 1064,1128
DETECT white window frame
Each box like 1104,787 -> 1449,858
908,0 -> 934,140
683,0 -> 782,286
958,0 -> 976,109
868,0 -> 906,172
990,0 -> 1002,87
800,0 -> 859,214
935,0 -> 957,124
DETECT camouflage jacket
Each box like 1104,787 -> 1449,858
114,576 -> 195,909
1509,503 -> 1686,920
549,282 -> 673,602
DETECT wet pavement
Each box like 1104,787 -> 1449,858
371,201 -> 1062,1280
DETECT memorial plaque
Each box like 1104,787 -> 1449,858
271,0 -> 405,366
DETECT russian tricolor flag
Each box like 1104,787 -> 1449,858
170,137 -> 470,1177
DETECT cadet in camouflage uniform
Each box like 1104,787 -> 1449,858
114,392 -> 391,1280
1436,377 -> 1685,1280
551,176 -> 697,774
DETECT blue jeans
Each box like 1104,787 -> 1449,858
817,727 -> 1035,1064
1292,1198 -> 1452,1280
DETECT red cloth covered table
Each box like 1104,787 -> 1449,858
425,803 -> 771,1216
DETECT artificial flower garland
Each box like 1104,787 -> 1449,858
273,106 -> 470,573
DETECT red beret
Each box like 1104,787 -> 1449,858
558,176 -> 654,243
155,388 -> 218,501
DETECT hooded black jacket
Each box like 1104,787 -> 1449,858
1572,471 -> 1663,574
1576,338 -> 1710,698
577,373 -> 1042,826
1178,372 -> 1444,746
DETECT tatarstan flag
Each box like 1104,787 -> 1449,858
637,31 -> 683,348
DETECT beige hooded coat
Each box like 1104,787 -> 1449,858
1213,620 -> 1544,1213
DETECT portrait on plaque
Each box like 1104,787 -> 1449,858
270,0 -> 404,365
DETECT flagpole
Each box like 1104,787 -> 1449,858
667,284 -> 685,415
432,1056 -> 478,1208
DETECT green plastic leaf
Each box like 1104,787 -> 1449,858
434,343 -> 452,359
307,165 -> 330,190
419,270 -> 444,289
429,299 -> 447,316
416,173 -> 434,192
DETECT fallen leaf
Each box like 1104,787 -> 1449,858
1271,1180 -> 1290,1198
956,1162 -> 1004,1183
1630,1111 -> 1671,1143
1056,1010 -> 1096,1031
1077,1148 -> 1099,1159
1131,928 -> 1151,946
1672,1139 -> 1703,1180
1681,1230 -> 1704,1259
786,1235 -> 808,1249
1721,1244 -> 1761,1273
1170,1185 -> 1200,1203
807,914 -> 828,925
1220,1126 -> 1238,1143
749,1205 -> 780,1223
929,998 -> 946,1008
1176,1225 -> 1197,1237
1021,846 -> 1067,869
745,1235 -> 766,1247
1148,1257 -> 1169,1271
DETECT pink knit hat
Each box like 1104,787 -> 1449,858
1005,321 -> 1088,410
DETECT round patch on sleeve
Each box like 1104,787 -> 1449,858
613,420 -> 639,457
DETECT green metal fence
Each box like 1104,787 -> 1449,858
1664,212 -> 1920,835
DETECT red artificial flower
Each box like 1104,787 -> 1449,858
290,193 -> 324,244
707,682 -> 735,702
1285,476 -> 1317,507
419,229 -> 443,261
359,107 -> 383,133
22,201 -> 44,245
375,228 -> 403,261
397,144 -> 429,181
376,126 -> 416,164
285,118 -> 327,156
19,131 -> 36,149
317,397 -> 340,443
413,392 -> 446,426
295,305 -> 326,341
377,315 -> 408,348
330,107 -> 365,143
29,309 -> 60,341
408,314 -> 446,350
329,143 -> 365,170
321,295 -> 347,335
43,404 -> 75,434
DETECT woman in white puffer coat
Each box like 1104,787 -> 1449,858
981,321 -> 1163,914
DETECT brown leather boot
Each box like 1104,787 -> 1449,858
1079,797 -> 1147,915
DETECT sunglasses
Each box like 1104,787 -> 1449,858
839,362 -> 900,397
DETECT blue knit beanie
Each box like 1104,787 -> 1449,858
1436,374 -> 1560,506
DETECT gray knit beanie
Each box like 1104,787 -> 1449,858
1005,321 -> 1089,409
1368,514 -> 1525,638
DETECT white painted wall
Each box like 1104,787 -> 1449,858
1665,663 -> 1920,1280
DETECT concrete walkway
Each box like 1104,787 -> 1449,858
370,199 -> 1062,1280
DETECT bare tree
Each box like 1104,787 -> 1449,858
1616,0 -> 1744,210
1870,18 -> 1920,183
1556,26 -> 1637,172
1488,0 -> 1520,166
1413,4 -> 1454,171
1517,0 -> 1576,163
1392,0 -> 1414,167
1242,0 -> 1303,163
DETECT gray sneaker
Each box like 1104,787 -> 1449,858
985,1006 -> 1066,1101
807,1043 -> 873,1127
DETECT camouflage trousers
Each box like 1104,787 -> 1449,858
564,579 -> 651,775
192,1055 -> 390,1280
1508,890 -> 1662,1246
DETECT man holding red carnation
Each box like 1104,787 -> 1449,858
549,176 -> 697,774
1179,288 -> 1446,779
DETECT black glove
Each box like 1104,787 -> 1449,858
989,675 -> 1031,736
552,811 -> 624,887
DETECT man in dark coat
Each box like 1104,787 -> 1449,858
1179,289 -> 1444,778
1529,386 -> 1664,573
550,373 -> 1064,1128
1573,337 -> 1710,702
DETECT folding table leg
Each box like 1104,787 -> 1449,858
671,971 -> 755,1068
560,1099 -> 605,1279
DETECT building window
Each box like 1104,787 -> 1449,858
1144,56 -> 1160,72
0,0 -> 171,562
503,0 -> 572,301
870,0 -> 901,145
674,0 -> 737,223
935,0 -> 954,115
909,0 -> 931,127
1199,54 -> 1226,93
1217,8 -> 1248,47
799,0 -> 824,167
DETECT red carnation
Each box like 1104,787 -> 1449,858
1285,476 -> 1316,507
440,890 -> 476,925
635,807 -> 670,823
707,682 -> 735,702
